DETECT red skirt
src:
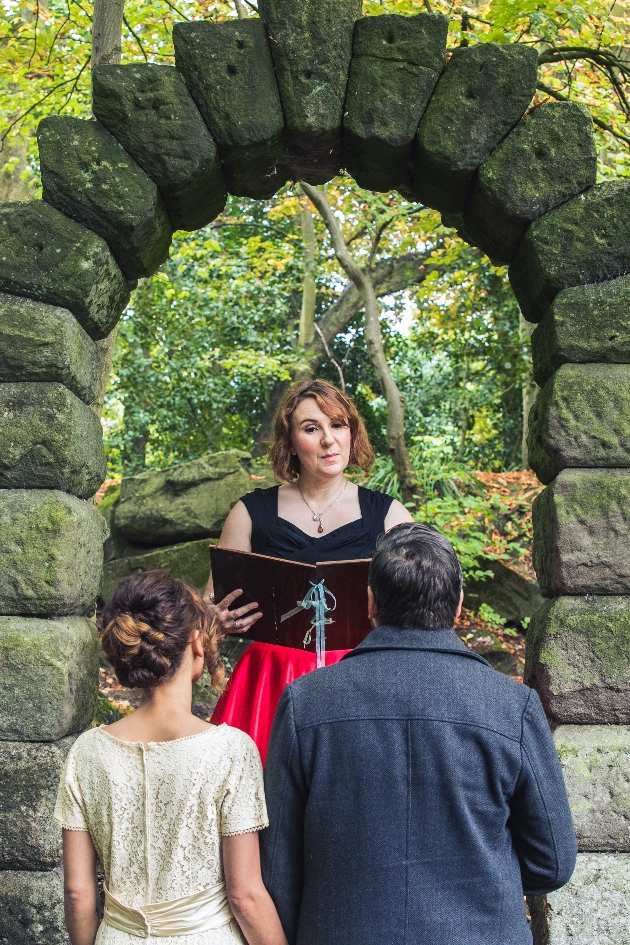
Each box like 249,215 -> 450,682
211,641 -> 351,764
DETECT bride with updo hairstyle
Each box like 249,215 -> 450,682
54,570 -> 288,945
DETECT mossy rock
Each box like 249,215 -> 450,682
92,63 -> 227,232
343,13 -> 447,193
0,490 -> 106,616
528,364 -> 630,484
100,537 -> 214,603
0,201 -> 129,341
546,854 -> 630,943
0,382 -> 106,497
463,557 -> 541,625
38,116 -> 172,281
464,102 -> 597,264
0,866 -> 67,945
0,736 -> 75,869
173,19 -> 287,199
509,179 -> 630,324
531,274 -> 630,387
258,0 -> 362,182
532,469 -> 630,596
412,43 -> 538,214
0,293 -> 99,404
0,616 -> 98,741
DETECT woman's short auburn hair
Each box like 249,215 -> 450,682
269,379 -> 375,483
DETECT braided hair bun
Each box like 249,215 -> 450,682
100,570 -> 224,691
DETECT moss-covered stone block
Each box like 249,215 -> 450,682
0,382 -> 106,497
528,364 -> 630,485
463,558 -> 542,624
101,537 -> 214,603
553,726 -> 630,852
0,293 -> 99,404
531,275 -> 630,387
0,866 -> 67,945
92,63 -> 227,232
526,597 -> 630,724
532,469 -> 630,596
258,0 -> 362,183
0,616 -> 98,741
0,201 -> 128,341
412,43 -> 538,214
0,490 -> 106,616
464,102 -> 596,264
0,737 -> 75,869
544,853 -> 630,944
510,180 -> 630,324
115,450 -> 262,546
38,116 -> 172,281
343,13 -> 447,193
174,19 -> 286,199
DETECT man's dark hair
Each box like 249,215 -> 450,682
368,523 -> 463,629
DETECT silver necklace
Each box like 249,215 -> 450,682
298,479 -> 348,534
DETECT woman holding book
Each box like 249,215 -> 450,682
208,379 -> 412,762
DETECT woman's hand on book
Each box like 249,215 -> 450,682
213,589 -> 263,636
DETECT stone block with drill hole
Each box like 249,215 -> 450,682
38,116 -> 172,281
0,616 -> 99,741
0,737 -> 75,870
532,469 -> 630,597
526,597 -> 630,725
0,201 -> 129,341
554,725 -> 630,852
527,364 -> 630,484
92,63 -> 227,232
258,0 -> 362,183
174,19 -> 286,200
343,13 -> 447,193
0,293 -> 99,403
0,382 -> 106,497
531,275 -> 630,387
464,102 -> 597,264
411,43 -> 538,215
545,853 -> 630,944
0,866 -> 67,945
509,180 -> 630,324
0,490 -> 106,616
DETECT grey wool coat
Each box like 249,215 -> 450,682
260,625 -> 577,945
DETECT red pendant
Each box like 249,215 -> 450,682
318,524 -> 324,534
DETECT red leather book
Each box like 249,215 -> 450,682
210,547 -> 372,651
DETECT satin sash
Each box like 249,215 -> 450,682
104,882 -> 233,938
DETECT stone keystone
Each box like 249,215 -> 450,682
0,615 -> 98,741
0,201 -> 129,341
525,596 -> 630,724
412,43 -> 538,215
531,274 -> 630,387
0,490 -> 106,616
343,13 -> 447,194
258,0 -> 362,183
38,116 -> 172,281
532,468 -> 630,596
528,364 -> 630,484
0,736 -> 75,870
464,102 -> 596,264
92,63 -> 227,232
174,19 -> 287,200
554,725 -> 630,852
0,382 -> 106,498
509,179 -> 630,323
0,293 -> 99,404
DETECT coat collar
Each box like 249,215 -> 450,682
342,625 -> 492,668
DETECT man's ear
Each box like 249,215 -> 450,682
455,589 -> 464,622
367,586 -> 378,625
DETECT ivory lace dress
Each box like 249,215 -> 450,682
54,724 -> 268,944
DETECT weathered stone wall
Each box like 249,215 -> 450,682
0,3 -> 627,940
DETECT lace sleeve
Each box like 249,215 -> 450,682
220,733 -> 269,837
53,741 -> 89,832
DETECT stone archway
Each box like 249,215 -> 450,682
1,4 -> 629,942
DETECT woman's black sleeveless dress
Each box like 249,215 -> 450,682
211,485 -> 393,762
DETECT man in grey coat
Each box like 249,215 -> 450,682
261,522 -> 576,945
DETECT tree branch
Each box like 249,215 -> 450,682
536,82 -> 630,145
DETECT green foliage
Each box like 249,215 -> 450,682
93,691 -> 123,725
477,603 -> 507,630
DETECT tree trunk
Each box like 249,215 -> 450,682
300,182 -> 418,507
234,0 -> 246,18
89,0 -> 126,417
297,185 -> 316,347
0,135 -> 30,203
519,314 -> 538,469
